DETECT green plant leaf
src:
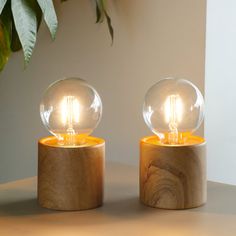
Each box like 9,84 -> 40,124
35,2 -> 43,31
11,1 -> 41,52
0,23 -> 10,71
96,0 -> 104,23
11,21 -> 22,52
11,0 -> 38,64
96,0 -> 113,42
0,2 -> 11,71
37,0 -> 58,40
1,0 -> 11,32
104,10 -> 113,42
0,0 -> 7,15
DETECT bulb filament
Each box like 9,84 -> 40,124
164,94 -> 183,144
60,96 -> 81,145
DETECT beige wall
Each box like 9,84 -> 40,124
0,0 -> 206,183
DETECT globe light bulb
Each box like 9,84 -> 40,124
143,78 -> 204,145
40,77 -> 102,146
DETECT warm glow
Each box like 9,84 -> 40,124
164,94 -> 183,124
60,96 -> 81,126
59,96 -> 81,145
60,96 -> 81,145
164,94 -> 183,144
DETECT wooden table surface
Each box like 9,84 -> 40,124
0,162 -> 236,236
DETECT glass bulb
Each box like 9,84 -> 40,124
143,78 -> 204,145
40,77 -> 102,146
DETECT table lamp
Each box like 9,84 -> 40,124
140,77 -> 206,209
38,77 -> 105,211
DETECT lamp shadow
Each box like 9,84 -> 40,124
0,198 -> 54,216
98,196 -> 158,219
2,180 -> 236,219
0,196 -> 159,228
0,188 -> 157,221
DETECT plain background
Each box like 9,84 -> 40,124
206,0 -> 236,185
0,0 -> 206,183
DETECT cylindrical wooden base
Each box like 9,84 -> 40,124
38,136 -> 105,211
140,136 -> 206,210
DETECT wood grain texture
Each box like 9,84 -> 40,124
38,136 -> 105,211
140,136 -> 206,209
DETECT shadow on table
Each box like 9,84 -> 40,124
0,164 -> 162,221
190,182 -> 236,215
0,196 -> 160,227
98,196 -> 159,219
0,198 -> 54,216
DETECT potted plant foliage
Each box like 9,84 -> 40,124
0,0 -> 113,71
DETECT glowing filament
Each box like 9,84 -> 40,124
60,96 -> 81,137
164,94 -> 183,144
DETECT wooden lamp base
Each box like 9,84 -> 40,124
140,136 -> 206,210
38,136 -> 105,211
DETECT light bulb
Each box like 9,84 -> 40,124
143,78 -> 204,145
40,77 -> 102,146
